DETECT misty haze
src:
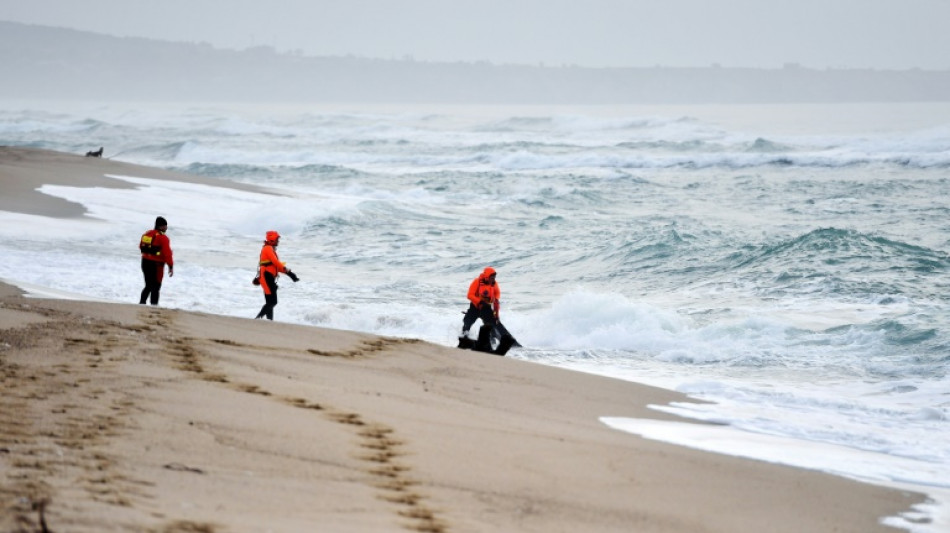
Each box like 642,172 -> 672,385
3,21 -> 950,105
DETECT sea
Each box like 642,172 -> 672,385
1,100 -> 949,530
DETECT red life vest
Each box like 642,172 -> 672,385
140,229 -> 167,262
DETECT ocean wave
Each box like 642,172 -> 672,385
176,162 -> 377,184
179,162 -> 278,179
738,228 -> 949,272
726,228 -> 950,302
474,114 -> 700,134
0,110 -> 103,134
745,137 -> 795,152
611,137 -> 793,154
615,139 -> 715,152
113,140 -> 193,162
121,141 -> 950,171
120,145 -> 950,171
509,289 -> 950,381
473,116 -> 556,132
468,140 -> 580,152
552,226 -> 950,304
487,150 -> 950,170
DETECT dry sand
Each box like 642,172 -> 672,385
0,148 -> 926,532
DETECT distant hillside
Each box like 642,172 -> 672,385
2,20 -> 950,104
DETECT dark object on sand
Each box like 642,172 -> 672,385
458,322 -> 520,356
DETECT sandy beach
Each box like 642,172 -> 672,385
0,148 -> 926,532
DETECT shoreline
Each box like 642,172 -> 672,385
0,147 -> 930,532
0,146 -> 273,218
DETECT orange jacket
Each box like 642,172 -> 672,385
140,229 -> 173,266
467,268 -> 500,310
259,244 -> 288,279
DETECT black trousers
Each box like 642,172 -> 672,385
139,258 -> 163,305
255,273 -> 278,320
462,302 -> 496,334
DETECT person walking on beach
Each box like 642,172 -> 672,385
255,230 -> 299,320
139,216 -> 174,305
461,266 -> 500,338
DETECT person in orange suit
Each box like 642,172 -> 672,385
139,216 -> 174,305
255,230 -> 299,320
461,266 -> 500,337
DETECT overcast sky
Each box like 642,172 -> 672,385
2,0 -> 948,70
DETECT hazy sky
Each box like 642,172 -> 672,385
2,0 -> 949,69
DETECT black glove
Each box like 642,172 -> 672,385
287,271 -> 299,282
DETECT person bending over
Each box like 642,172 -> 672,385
461,266 -> 500,338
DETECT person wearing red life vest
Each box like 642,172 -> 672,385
255,230 -> 299,320
139,216 -> 174,305
461,266 -> 500,337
